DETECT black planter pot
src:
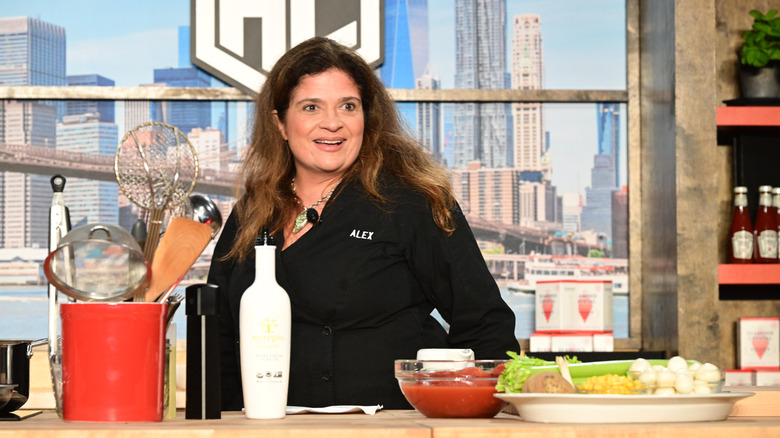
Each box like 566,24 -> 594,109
739,64 -> 780,98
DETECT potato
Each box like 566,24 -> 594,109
522,371 -> 575,394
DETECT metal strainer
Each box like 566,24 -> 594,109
115,122 -> 199,264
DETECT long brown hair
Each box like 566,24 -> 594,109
227,37 -> 456,262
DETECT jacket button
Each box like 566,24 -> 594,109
321,372 -> 332,383
322,326 -> 332,336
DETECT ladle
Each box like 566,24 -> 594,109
189,193 -> 222,238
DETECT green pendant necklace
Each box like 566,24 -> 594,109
291,179 -> 336,233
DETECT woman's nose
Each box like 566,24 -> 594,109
320,110 -> 344,130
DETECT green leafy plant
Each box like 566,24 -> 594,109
741,9 -> 780,68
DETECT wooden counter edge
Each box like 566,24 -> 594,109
728,387 -> 780,417
1,411 -> 780,438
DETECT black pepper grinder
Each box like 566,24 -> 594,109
185,283 -> 221,419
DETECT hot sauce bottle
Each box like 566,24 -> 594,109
773,187 -> 780,258
754,185 -> 778,263
730,186 -> 753,264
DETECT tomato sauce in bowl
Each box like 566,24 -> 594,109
395,361 -> 508,418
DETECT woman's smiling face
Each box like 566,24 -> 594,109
275,68 -> 364,180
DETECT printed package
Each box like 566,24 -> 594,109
534,281 -> 572,331
737,317 -> 780,369
725,369 -> 755,387
529,332 -> 552,352
592,331 -> 614,352
755,369 -> 780,386
529,331 -> 614,353
535,280 -> 613,332
549,333 -> 593,352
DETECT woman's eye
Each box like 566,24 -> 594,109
343,102 -> 357,111
303,104 -> 317,111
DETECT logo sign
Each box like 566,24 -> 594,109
191,0 -> 385,95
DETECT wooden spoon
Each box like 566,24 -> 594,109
142,217 -> 213,302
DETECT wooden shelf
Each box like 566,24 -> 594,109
718,264 -> 780,285
717,106 -> 780,127
717,106 -> 780,295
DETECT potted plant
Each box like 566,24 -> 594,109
739,9 -> 780,98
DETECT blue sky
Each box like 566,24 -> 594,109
1,0 -> 627,195
1,0 -> 189,85
428,0 -> 626,90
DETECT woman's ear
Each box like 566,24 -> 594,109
272,110 -> 288,141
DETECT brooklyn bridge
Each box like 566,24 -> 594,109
0,141 -> 606,259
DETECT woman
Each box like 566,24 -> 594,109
208,36 -> 519,411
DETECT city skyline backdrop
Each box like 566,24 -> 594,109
0,1 -> 631,339
1,0 -> 627,198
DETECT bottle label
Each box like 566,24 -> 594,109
757,229 -> 778,258
247,316 -> 289,384
732,231 -> 754,260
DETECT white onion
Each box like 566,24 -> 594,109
674,373 -> 694,394
654,387 -> 676,395
693,380 -> 713,394
638,369 -> 657,387
667,356 -> 688,372
694,363 -> 722,383
629,358 -> 652,373
656,369 -> 677,387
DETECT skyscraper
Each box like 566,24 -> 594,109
597,103 -> 620,188
0,101 -> 56,248
0,16 -> 65,248
580,103 -> 621,246
57,113 -> 119,227
451,162 -> 518,225
124,84 -> 167,131
381,0 -> 429,86
66,74 -> 116,123
415,67 -> 441,160
511,14 -> 547,178
153,67 -> 212,136
155,26 -> 212,135
518,180 -> 556,225
453,0 -> 510,169
188,127 -> 224,172
0,17 -> 65,87
380,0 -> 430,132
581,154 -> 616,242
561,192 -> 581,233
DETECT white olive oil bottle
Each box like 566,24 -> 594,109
239,227 -> 291,419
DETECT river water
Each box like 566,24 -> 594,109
0,284 -> 629,341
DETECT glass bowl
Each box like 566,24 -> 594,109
394,359 -> 508,418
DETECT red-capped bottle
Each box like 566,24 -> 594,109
730,186 -> 753,264
754,185 -> 778,263
773,187 -> 780,259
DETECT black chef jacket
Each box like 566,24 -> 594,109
208,175 -> 519,410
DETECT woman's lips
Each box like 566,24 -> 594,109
314,139 -> 344,145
